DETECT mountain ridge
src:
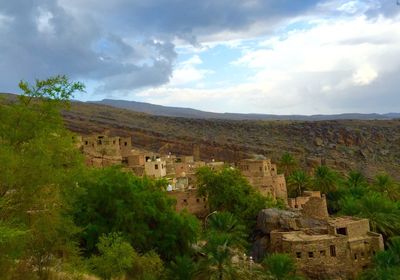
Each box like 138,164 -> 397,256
92,98 -> 400,121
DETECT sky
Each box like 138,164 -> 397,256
1,0 -> 400,114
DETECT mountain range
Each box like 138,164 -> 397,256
92,99 -> 400,121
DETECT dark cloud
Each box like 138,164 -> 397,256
0,0 -> 323,94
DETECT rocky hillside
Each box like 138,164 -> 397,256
63,101 -> 400,180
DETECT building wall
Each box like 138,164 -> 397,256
144,160 -> 167,178
167,189 -> 208,217
119,136 -> 132,157
288,191 -> 329,221
328,218 -> 370,238
174,161 -> 206,177
237,159 -> 287,203
127,154 -> 145,167
281,235 -> 352,279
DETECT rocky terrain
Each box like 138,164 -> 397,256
62,101 -> 400,180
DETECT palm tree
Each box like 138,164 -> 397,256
262,253 -> 301,280
278,153 -> 297,177
168,255 -> 197,280
342,171 -> 369,198
287,170 -> 310,197
312,165 -> 338,194
195,235 -> 239,280
195,212 -> 249,280
339,193 -> 400,239
373,173 -> 400,201
360,237 -> 400,280
207,212 -> 247,249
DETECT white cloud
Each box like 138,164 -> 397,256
135,15 -> 400,114
36,7 -> 55,34
0,13 -> 14,29
352,64 -> 378,86
169,55 -> 213,86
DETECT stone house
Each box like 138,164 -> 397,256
80,133 -> 132,167
255,205 -> 384,279
167,188 -> 208,218
144,158 -> 167,178
237,159 -> 287,203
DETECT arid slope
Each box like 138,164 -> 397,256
64,101 -> 400,179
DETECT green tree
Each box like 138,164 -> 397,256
360,237 -> 400,280
90,232 -> 135,280
339,192 -> 400,239
206,212 -> 248,249
167,255 -> 197,280
0,76 -> 85,278
196,166 -> 278,231
312,165 -> 339,194
287,170 -> 311,197
195,234 -> 239,280
73,167 -> 200,260
262,253 -> 302,280
128,250 -> 164,280
373,173 -> 400,201
278,153 -> 297,177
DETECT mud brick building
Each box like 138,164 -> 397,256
237,159 -> 287,202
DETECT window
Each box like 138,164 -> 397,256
124,142 -> 127,146
155,164 -> 158,170
196,198 -> 200,203
97,140 -> 102,145
354,253 -> 358,260
113,140 -> 116,144
85,141 -> 88,145
259,167 -> 262,171
308,252 -> 314,258
296,252 -> 302,259
336,227 -> 348,235
330,245 -> 336,257
320,250 -> 326,257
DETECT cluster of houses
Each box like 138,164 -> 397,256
76,132 -> 383,279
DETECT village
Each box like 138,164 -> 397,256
77,131 -> 384,279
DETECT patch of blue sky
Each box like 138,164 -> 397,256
178,43 -> 258,88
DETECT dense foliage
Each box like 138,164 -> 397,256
196,166 -> 282,231
73,167 -> 200,260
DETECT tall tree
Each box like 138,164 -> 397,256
373,173 -> 400,201
360,237 -> 400,280
196,166 -> 278,232
287,170 -> 311,197
262,253 -> 302,280
73,167 -> 200,260
339,192 -> 400,239
312,165 -> 339,194
278,153 -> 297,177
0,76 -> 85,278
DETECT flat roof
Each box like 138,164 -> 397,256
328,216 -> 368,226
281,231 -> 338,242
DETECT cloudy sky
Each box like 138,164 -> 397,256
1,0 -> 400,114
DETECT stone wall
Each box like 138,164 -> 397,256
167,189 -> 208,217
288,191 -> 329,221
